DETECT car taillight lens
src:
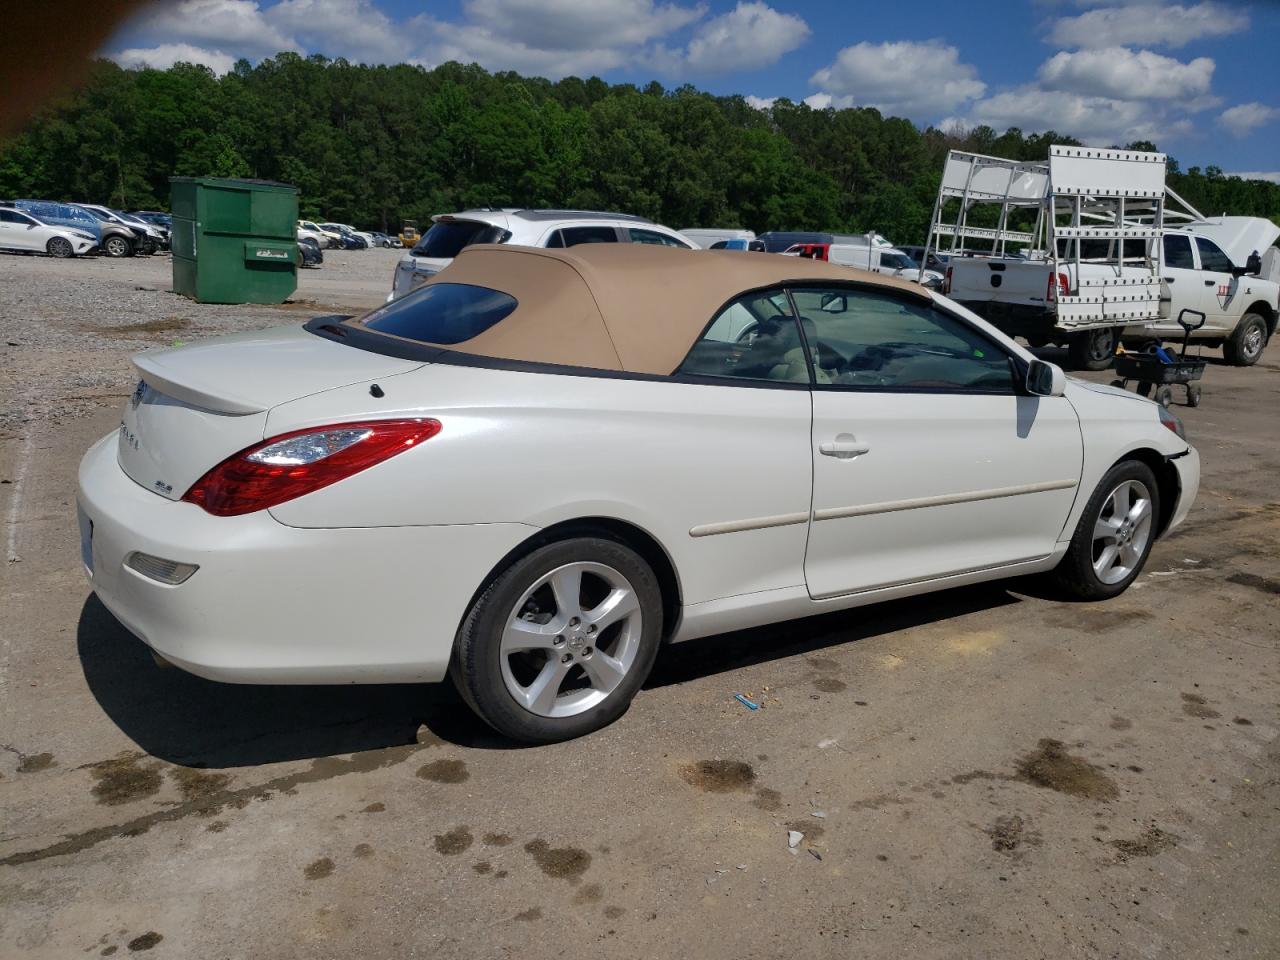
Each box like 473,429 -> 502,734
1047,272 -> 1068,300
943,266 -> 952,294
183,418 -> 441,517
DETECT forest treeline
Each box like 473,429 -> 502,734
2,53 -> 1278,243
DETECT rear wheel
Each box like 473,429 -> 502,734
1222,313 -> 1268,366
1154,384 -> 1174,407
450,537 -> 664,743
1186,383 -> 1202,407
1050,460 -> 1159,600
103,235 -> 131,258
1067,328 -> 1117,370
46,237 -> 73,258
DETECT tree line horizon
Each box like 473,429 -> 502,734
2,52 -> 1277,245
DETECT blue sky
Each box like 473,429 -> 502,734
104,0 -> 1280,177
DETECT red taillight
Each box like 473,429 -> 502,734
183,418 -> 441,517
1047,271 -> 1068,300
943,266 -> 952,294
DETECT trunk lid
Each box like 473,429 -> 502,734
118,323 -> 423,500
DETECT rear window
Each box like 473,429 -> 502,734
413,220 -> 509,258
354,282 -> 517,344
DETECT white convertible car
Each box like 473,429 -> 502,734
78,245 -> 1199,742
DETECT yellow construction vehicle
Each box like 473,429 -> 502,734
398,220 -> 419,248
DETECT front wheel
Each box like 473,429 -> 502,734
451,537 -> 664,743
1067,328 -> 1117,370
46,237 -> 73,258
103,235 -> 131,258
1050,460 -> 1160,600
1222,313 -> 1268,366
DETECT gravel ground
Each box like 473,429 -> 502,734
0,248 -> 401,434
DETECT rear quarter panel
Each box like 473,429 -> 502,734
265,363 -> 816,606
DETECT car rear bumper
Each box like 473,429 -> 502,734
77,433 -> 533,685
1167,445 -> 1199,534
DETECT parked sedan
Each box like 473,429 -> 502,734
0,206 -> 97,257
77,245 -> 1198,742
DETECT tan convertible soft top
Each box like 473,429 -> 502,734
353,243 -> 930,376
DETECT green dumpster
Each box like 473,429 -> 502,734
170,177 -> 299,304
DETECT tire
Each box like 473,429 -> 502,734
450,537 -> 664,743
1109,378 -> 1126,389
1222,313 -> 1268,366
1067,328 -> 1117,370
46,237 -> 73,259
103,235 -> 131,258
1136,381 -> 1153,398
1186,383 -> 1202,407
1050,460 -> 1160,600
1154,384 -> 1174,407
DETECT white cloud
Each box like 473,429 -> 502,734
462,0 -> 703,51
1219,102 -> 1279,137
744,95 -> 777,110
1227,171 -> 1280,184
804,92 -> 832,110
808,41 -> 985,116
1039,47 -> 1213,101
119,0 -> 299,58
112,43 -> 238,75
684,2 -> 809,72
1048,2 -> 1249,49
945,85 -> 1191,144
265,0 -> 411,63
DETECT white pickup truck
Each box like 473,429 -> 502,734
944,219 -> 1280,369
925,146 -> 1280,369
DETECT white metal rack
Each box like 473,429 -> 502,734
923,146 -> 1185,328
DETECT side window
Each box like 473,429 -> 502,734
558,225 -> 618,247
676,290 -> 809,384
0,210 -> 18,223
1195,237 -> 1234,273
544,230 -> 564,248
1163,234 -> 1195,269
628,227 -> 689,248
790,286 -> 1015,392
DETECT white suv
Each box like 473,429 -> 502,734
388,209 -> 695,300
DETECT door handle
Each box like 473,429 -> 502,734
819,438 -> 871,459
1204,279 -> 1215,286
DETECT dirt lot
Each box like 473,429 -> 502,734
1,250 -> 1278,959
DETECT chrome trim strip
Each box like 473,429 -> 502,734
689,512 -> 810,538
812,478 -> 1078,522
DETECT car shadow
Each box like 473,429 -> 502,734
645,582 -> 1020,688
79,582 -> 1024,766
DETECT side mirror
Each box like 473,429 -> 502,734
820,293 -> 847,313
1026,358 -> 1065,397
1243,251 -> 1262,276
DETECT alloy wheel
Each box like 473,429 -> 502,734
1091,479 -> 1154,585
500,561 -> 643,718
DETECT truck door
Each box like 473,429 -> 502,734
1154,233 -> 1201,336
1193,237 -> 1238,334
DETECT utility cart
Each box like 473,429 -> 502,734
1110,309 -> 1207,407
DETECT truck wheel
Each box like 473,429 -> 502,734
1222,313 -> 1268,366
1067,328 -> 1116,370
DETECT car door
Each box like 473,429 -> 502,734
793,285 -> 1083,600
0,208 -> 41,250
